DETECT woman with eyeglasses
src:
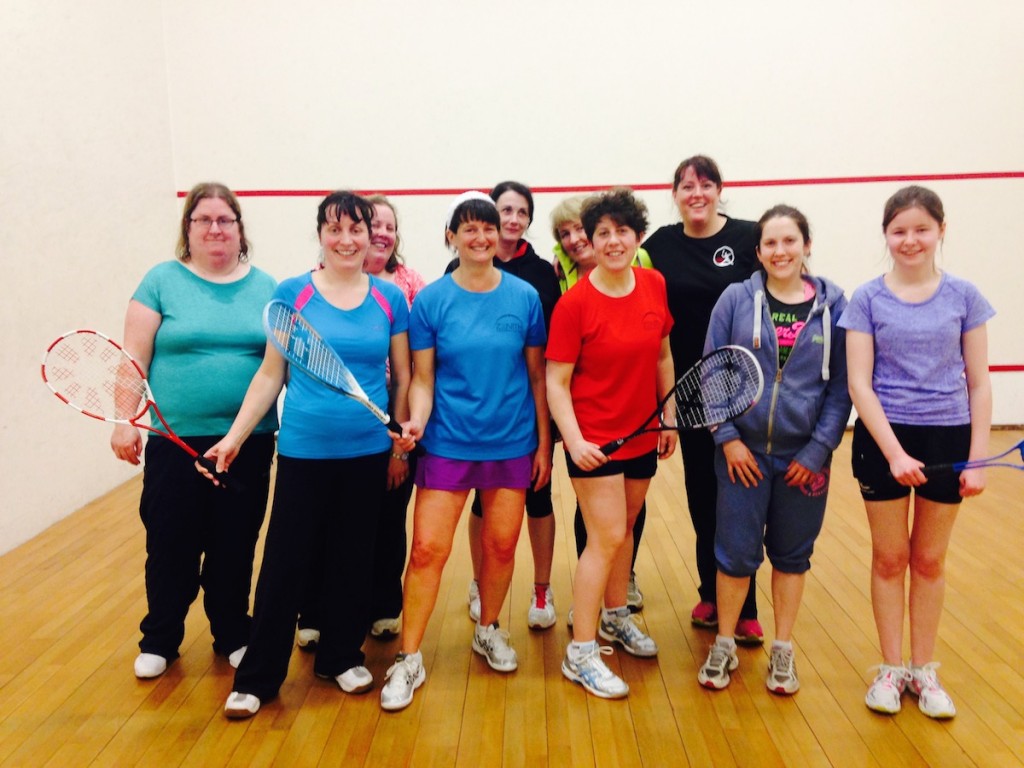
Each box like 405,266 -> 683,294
111,182 -> 279,681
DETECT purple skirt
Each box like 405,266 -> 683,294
415,453 -> 533,491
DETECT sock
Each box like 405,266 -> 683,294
603,605 -> 629,620
772,639 -> 793,651
569,640 -> 598,658
715,635 -> 737,651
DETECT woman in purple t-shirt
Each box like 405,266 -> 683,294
840,186 -> 995,720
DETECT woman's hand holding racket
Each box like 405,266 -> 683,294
42,329 -> 235,490
600,345 -> 765,457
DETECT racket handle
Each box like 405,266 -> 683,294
385,417 -> 404,436
195,455 -> 243,493
921,462 -> 956,476
599,439 -> 625,457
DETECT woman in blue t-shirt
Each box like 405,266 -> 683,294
202,191 -> 411,719
841,186 -> 994,720
112,182 -> 278,682
379,192 -> 550,712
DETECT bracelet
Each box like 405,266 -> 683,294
391,452 -> 409,461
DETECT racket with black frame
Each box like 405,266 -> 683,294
600,345 -> 765,456
41,329 -> 234,488
262,299 -> 403,435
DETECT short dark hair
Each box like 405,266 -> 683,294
490,180 -> 534,223
882,185 -> 945,231
444,198 -> 501,247
672,155 -> 723,192
177,182 -> 250,262
317,190 -> 375,234
580,187 -> 649,242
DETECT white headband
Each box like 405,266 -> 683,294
445,190 -> 496,232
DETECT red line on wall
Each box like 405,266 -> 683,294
177,171 -> 1024,198
175,172 -> 1024,374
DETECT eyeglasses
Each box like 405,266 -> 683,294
190,216 -> 238,230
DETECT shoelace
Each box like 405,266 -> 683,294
707,645 -> 734,673
576,646 -> 616,677
386,657 -> 418,684
911,662 -> 944,694
772,647 -> 795,677
868,664 -> 911,692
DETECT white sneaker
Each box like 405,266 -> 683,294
134,653 -> 167,679
380,652 -> 425,712
766,644 -> 799,694
370,617 -> 401,639
698,641 -> 739,690
336,665 -> 373,694
296,628 -> 320,651
224,691 -> 260,719
909,663 -> 956,719
562,644 -> 628,699
467,579 -> 481,623
865,664 -> 910,714
527,584 -> 556,630
567,606 -> 574,629
227,646 -> 246,669
472,623 -> 518,672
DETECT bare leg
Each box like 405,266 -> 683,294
477,488 -> 527,626
714,572 -> 750,639
865,498 -> 912,665
527,515 -> 555,585
771,570 -> 806,643
571,476 -> 649,642
468,511 -> 483,581
908,497 -> 959,665
399,489 -> 467,653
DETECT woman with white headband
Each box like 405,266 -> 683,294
380,191 -> 551,712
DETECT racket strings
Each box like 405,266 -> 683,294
265,305 -> 364,396
45,334 -> 147,420
674,351 -> 762,428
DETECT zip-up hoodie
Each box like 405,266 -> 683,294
703,271 -> 852,473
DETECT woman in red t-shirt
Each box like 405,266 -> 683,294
546,188 -> 676,699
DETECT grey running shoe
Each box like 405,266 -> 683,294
698,641 -> 739,690
598,608 -> 658,657
473,623 -> 518,672
766,644 -> 799,694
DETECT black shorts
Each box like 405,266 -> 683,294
565,449 -> 658,480
851,419 -> 971,504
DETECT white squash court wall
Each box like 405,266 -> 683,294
2,0 -> 1022,553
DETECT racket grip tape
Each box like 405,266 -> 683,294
599,439 -> 625,457
921,462 -> 956,477
195,455 -> 243,493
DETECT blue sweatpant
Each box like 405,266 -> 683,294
713,449 -> 831,576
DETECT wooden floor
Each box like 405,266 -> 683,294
1,431 -> 1023,767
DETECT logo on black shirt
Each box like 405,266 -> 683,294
712,246 -> 735,267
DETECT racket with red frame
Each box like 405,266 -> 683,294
41,329 -> 233,489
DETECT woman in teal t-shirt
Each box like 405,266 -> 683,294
111,183 -> 278,681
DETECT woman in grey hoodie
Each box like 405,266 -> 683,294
695,205 -> 852,696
